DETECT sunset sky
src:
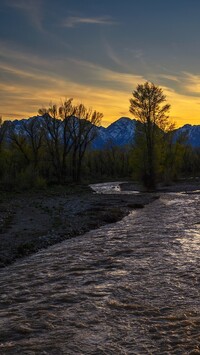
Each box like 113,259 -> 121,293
1,0 -> 200,127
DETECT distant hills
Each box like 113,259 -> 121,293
6,116 -> 200,149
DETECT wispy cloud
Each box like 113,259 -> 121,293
0,55 -> 138,122
0,41 -> 53,68
126,48 -> 144,60
105,42 -> 123,67
181,71 -> 200,95
68,57 -> 145,92
6,0 -> 37,11
63,15 -> 117,28
5,0 -> 44,32
124,47 -> 150,73
158,71 -> 200,95
158,74 -> 180,82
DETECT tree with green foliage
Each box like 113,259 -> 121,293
129,82 -> 171,189
159,125 -> 188,183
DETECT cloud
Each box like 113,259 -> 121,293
103,41 -> 133,72
63,15 -> 117,28
157,83 -> 200,126
159,74 -> 180,82
0,42 -> 200,126
126,48 -> 144,60
105,42 -> 123,67
68,58 -> 145,91
0,62 -> 64,88
158,71 -> 200,96
5,0 -> 44,32
6,0 -> 36,10
0,42 -> 53,69
181,72 -> 200,95
0,56 -> 137,123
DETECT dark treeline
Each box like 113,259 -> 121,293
0,87 -> 199,191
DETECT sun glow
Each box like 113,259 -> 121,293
1,81 -> 200,127
0,51 -> 200,127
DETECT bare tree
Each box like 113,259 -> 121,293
59,99 -> 76,177
7,121 -> 30,163
68,104 -> 103,182
39,104 -> 63,182
39,101 -> 102,182
21,117 -> 44,168
39,100 -> 75,182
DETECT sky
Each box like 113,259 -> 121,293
0,0 -> 200,127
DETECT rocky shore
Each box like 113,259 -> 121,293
0,184 -> 157,268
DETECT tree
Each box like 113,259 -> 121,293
129,82 -> 171,189
160,126 -> 188,183
7,121 -> 30,164
39,100 -> 75,183
39,101 -> 102,183
21,117 -> 44,168
59,98 -> 76,178
67,104 -> 102,182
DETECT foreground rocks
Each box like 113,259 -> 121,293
0,185 -> 157,268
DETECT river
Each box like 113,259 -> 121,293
0,184 -> 200,354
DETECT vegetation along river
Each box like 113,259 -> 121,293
0,184 -> 200,354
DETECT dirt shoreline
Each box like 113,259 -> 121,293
0,185 -> 158,268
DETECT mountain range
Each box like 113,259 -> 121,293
6,116 -> 200,149
93,117 -> 200,149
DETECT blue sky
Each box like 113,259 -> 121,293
1,0 -> 200,126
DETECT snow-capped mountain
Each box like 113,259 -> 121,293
92,117 -> 137,149
173,124 -> 200,147
106,117 -> 137,145
93,119 -> 200,149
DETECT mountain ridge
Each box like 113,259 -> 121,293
5,116 -> 200,148
94,117 -> 200,148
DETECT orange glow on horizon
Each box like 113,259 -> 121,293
0,67 -> 200,128
2,94 -> 200,128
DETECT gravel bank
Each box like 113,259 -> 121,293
0,186 -> 158,267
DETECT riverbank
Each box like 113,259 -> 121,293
1,178 -> 199,268
0,185 -> 157,268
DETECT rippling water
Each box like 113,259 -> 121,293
0,188 -> 200,354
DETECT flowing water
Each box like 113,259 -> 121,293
0,185 -> 200,354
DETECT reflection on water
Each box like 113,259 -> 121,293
0,187 -> 200,354
90,181 -> 139,194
